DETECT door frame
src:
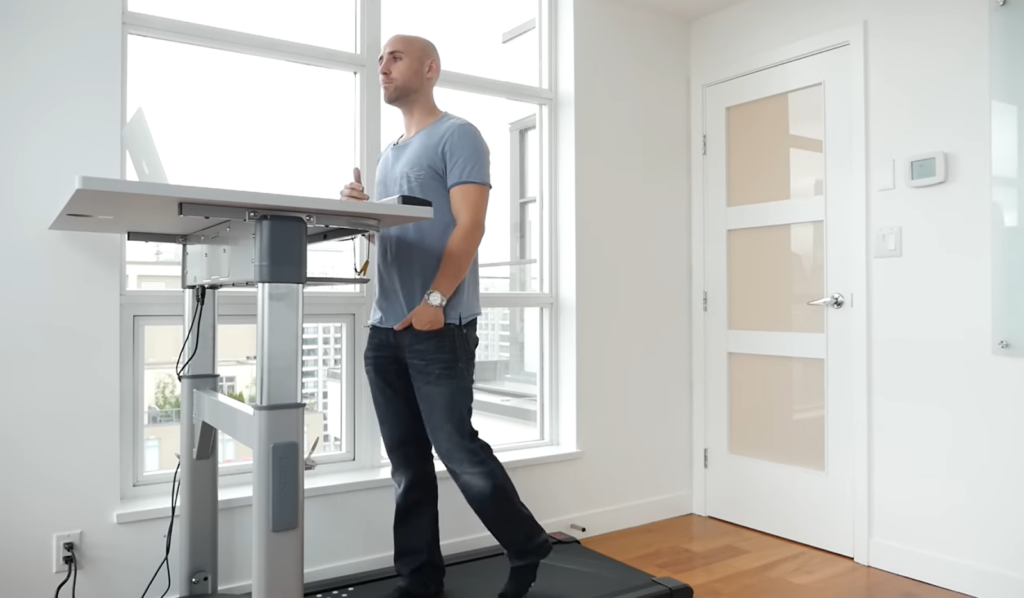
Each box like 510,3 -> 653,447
689,23 -> 870,565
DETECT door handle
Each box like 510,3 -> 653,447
807,293 -> 845,309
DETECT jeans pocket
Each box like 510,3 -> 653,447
455,324 -> 476,378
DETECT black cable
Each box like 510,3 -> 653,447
140,459 -> 181,598
54,558 -> 72,598
71,548 -> 77,598
161,468 -> 182,598
176,286 -> 207,379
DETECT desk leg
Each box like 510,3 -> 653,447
252,282 -> 305,598
179,286 -> 219,595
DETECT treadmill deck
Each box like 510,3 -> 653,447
218,535 -> 693,598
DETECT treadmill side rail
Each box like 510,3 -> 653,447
653,576 -> 695,597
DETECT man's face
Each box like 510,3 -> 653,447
378,39 -> 426,106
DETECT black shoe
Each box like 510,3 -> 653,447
499,560 -> 542,598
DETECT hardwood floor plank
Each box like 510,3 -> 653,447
580,515 -> 969,598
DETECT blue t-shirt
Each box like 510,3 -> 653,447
369,112 -> 491,328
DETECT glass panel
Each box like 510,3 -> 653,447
141,323 -> 184,477
300,321 -> 351,455
728,222 -> 825,333
126,241 -> 182,291
728,353 -> 825,471
127,0 -> 358,52
140,319 -> 349,480
727,85 -> 825,206
380,89 -> 542,293
124,35 -> 359,292
381,0 -> 540,87
991,0 -> 1024,355
126,35 -> 355,198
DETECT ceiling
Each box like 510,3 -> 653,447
616,0 -> 748,20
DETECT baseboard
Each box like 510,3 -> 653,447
219,491 -> 691,594
540,491 -> 693,540
870,539 -> 1024,598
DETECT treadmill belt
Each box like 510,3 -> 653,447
304,537 -> 692,598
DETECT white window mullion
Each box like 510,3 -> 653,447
438,70 -> 553,104
539,0 -> 552,89
123,12 -> 370,72
356,0 -> 383,469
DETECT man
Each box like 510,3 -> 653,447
340,35 -> 551,598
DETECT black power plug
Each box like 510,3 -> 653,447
56,542 -> 77,597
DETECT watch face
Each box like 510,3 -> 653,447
427,291 -> 443,306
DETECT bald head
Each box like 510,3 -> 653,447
389,35 -> 440,67
378,35 -> 442,107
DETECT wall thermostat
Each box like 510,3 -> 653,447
905,151 -> 947,187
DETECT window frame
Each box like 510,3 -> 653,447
122,299 -> 362,494
119,0 -> 560,500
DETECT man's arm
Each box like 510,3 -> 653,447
429,183 -> 488,298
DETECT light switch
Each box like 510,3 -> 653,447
875,227 -> 902,258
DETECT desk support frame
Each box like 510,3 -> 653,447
49,177 -> 432,598
180,215 -> 316,598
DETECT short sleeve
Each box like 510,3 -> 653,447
443,122 -> 491,191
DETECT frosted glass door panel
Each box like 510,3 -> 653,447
728,223 -> 825,334
727,86 -> 825,207
728,353 -> 825,471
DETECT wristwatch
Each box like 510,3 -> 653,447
424,289 -> 447,308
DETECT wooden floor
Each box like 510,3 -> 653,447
581,516 -> 967,598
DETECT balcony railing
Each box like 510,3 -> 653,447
147,407 -> 181,424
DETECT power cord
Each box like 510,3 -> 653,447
54,543 -> 77,598
148,287 -> 199,596
176,286 -> 207,380
351,237 -> 369,277
140,458 -> 181,598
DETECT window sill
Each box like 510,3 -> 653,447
115,445 -> 582,524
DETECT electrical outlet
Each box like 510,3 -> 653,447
53,531 -> 81,573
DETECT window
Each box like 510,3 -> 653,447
130,313 -> 355,486
218,376 -> 237,396
384,86 -> 554,451
473,307 -> 546,446
126,0 -> 359,52
144,438 -> 161,473
382,0 -> 543,87
121,1 -> 558,495
380,89 -> 546,294
123,34 -> 361,292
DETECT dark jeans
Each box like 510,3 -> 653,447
365,319 -> 551,594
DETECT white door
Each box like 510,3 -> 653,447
704,45 -> 857,557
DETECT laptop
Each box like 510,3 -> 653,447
123,107 -> 168,184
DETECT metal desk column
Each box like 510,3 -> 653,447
252,215 -> 307,598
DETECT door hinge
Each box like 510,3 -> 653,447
702,134 -> 707,156
704,448 -> 708,468
703,291 -> 707,312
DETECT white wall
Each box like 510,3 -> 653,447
692,1 -> 1024,596
0,0 -> 691,595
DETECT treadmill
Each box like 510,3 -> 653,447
297,532 -> 694,598
50,179 -> 695,598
